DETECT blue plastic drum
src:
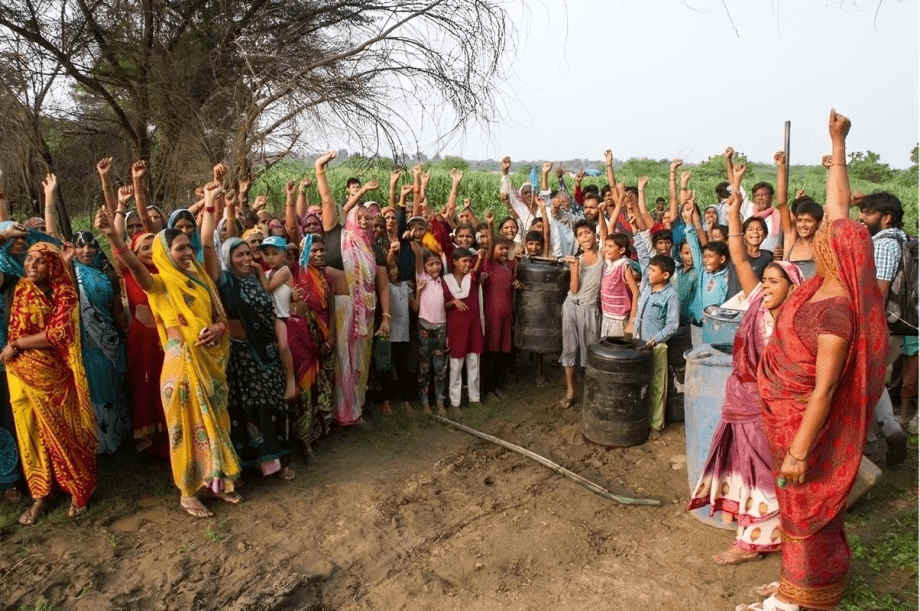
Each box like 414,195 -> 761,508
702,305 -> 743,346
683,344 -> 734,530
0,426 -> 19,487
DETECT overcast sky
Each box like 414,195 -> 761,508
423,0 -> 918,167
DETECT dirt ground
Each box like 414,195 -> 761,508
1,367 -> 917,610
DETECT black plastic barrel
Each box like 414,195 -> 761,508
513,257 -> 571,354
582,338 -> 653,447
665,325 -> 692,423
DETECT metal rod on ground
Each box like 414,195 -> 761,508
784,120 -> 791,196
434,415 -> 661,506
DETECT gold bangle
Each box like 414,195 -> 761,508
787,449 -> 807,462
382,313 -> 392,319
828,162 -> 846,167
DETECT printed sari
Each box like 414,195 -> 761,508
145,232 -> 240,497
217,238 -> 286,476
73,232 -> 129,454
289,234 -> 335,445
757,219 -> 887,608
7,243 -> 96,507
122,232 -> 166,455
689,261 -> 805,553
335,207 -> 377,425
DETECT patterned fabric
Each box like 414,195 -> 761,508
73,260 -> 129,454
146,231 -> 240,496
758,219 -> 887,607
7,243 -> 96,507
417,321 -> 448,406
217,242 -> 287,471
871,227 -> 906,282
336,206 -> 377,424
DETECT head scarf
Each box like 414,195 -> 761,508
23,217 -> 45,231
130,232 -> 157,271
167,209 -> 203,262
242,228 -> 264,243
267,218 -> 285,237
219,237 -> 245,274
73,230 -> 116,277
342,205 -> 376,339
145,205 -> 165,228
0,221 -> 60,278
757,219 -> 887,539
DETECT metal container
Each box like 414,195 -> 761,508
582,338 -> 652,447
665,325 -> 692,423
514,257 -> 571,354
702,305 -> 743,346
683,343 -> 734,530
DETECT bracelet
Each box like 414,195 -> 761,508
728,233 -> 743,238
787,449 -> 807,462
316,170 -> 326,176
205,206 -> 215,212
114,244 -> 130,255
114,210 -> 126,216
382,313 -> 392,319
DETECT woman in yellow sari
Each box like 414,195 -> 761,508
94,188 -> 241,519
1,242 -> 97,525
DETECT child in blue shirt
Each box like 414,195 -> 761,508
682,205 -> 729,346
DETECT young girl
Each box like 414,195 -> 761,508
411,250 -> 448,414
260,236 -> 297,400
384,264 -> 413,415
481,238 -> 515,399
443,247 -> 485,411
597,200 -> 638,338
559,219 -> 603,408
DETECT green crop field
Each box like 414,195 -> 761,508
246,157 -> 918,234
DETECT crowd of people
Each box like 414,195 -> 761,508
0,109 -> 914,610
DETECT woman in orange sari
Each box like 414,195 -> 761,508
1,242 -> 97,525
741,111 -> 887,611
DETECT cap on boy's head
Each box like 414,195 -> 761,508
260,236 -> 288,251
452,247 -> 474,260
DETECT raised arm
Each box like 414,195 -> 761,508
42,173 -> 61,239
604,149 -> 616,190
411,164 -> 423,217
114,184 -> 133,240
315,151 -> 338,232
825,109 -> 852,223
343,180 -> 378,216
537,196 -> 552,255
540,162 -> 551,192
96,157 -> 117,215
636,176 -> 656,229
667,159 -> 681,225
95,206 -> 155,290
727,164 -> 759,296
224,191 -> 239,239
419,170 -> 431,210
723,147 -> 734,181
296,177 -> 312,218
445,168 -> 462,220
597,200 -> 609,243
199,183 -> 223,282
131,161 -> 157,235
388,169 -> 401,207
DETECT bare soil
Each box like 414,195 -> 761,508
1,369 -> 916,610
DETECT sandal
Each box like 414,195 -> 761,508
281,466 -> 296,481
558,395 -> 576,409
735,594 -> 799,611
18,499 -> 46,526
180,496 -> 214,519
214,491 -> 243,505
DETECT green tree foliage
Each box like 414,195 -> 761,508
847,151 -> 894,183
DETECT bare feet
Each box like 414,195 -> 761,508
18,498 -> 45,526
68,501 -> 88,518
402,401 -> 413,415
214,491 -> 243,505
281,466 -> 295,481
558,393 -> 576,409
381,401 -> 393,415
180,496 -> 214,519
714,543 -> 762,566
437,405 -> 448,417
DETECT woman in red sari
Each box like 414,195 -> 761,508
742,110 -> 887,610
2,242 -> 97,524
123,232 -> 167,456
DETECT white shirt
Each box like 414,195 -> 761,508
389,281 -> 411,342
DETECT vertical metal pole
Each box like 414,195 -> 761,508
783,120 -> 791,196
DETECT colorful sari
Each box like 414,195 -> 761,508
689,261 -> 805,553
7,243 -> 96,507
73,232 -> 129,454
123,233 -> 166,455
217,238 -> 286,476
757,219 -> 887,608
335,207 -> 377,425
146,232 -> 240,497
289,234 -> 335,444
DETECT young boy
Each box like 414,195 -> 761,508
443,247 -> 485,411
523,230 -> 545,257
482,238 -> 517,399
682,205 -> 729,347
635,254 -> 679,431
